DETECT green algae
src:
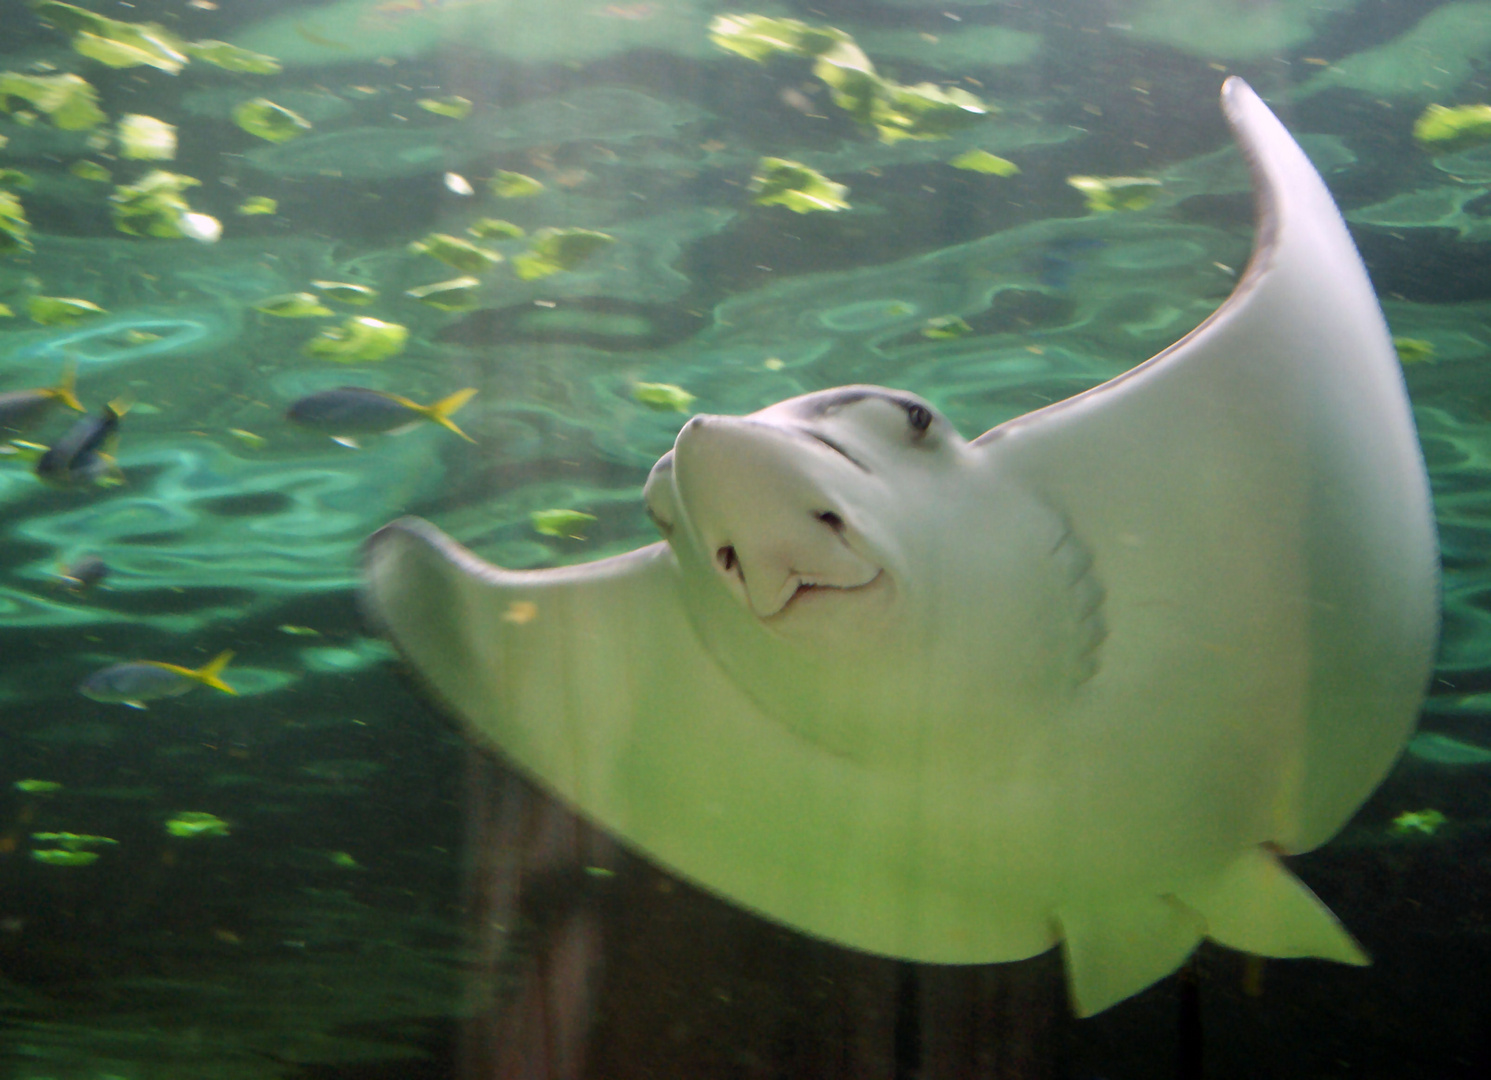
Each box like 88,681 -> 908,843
511,228 -> 615,280
0,71 -> 105,130
304,317 -> 408,363
530,508 -> 597,538
750,158 -> 850,213
490,170 -> 544,198
117,114 -> 176,161
406,276 -> 482,311
409,233 -> 502,274
234,98 -> 313,143
951,150 -> 1020,176
418,95 -> 472,119
28,296 -> 106,326
165,810 -> 231,838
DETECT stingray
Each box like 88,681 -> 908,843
363,79 -> 1438,1016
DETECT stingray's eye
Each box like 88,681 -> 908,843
716,545 -> 738,573
905,403 -> 933,434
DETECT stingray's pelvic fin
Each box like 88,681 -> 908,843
1178,847 -> 1370,966
1057,897 -> 1206,1017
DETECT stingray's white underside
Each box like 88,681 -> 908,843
364,80 -> 1438,1016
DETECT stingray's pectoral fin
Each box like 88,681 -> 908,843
1177,846 -> 1370,967
1057,896 -> 1206,1017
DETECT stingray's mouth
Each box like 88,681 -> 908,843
769,569 -> 884,618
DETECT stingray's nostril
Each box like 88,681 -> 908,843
716,545 -> 738,573
816,511 -> 845,532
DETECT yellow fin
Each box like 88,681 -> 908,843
414,388 -> 477,442
190,650 -> 237,695
52,364 -> 82,412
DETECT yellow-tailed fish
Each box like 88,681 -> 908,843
79,650 -> 236,709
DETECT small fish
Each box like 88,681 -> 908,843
0,366 -> 83,435
286,386 -> 477,444
444,172 -> 474,195
57,554 -> 108,593
35,401 -> 126,488
80,649 -> 237,709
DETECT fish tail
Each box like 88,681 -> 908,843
53,364 -> 83,412
192,650 -> 238,695
419,388 -> 477,442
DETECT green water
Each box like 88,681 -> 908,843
0,0 -> 1487,1076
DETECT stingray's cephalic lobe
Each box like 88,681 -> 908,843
362,79 -> 1437,1016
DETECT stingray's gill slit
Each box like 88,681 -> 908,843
805,430 -> 868,471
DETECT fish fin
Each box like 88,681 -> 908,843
106,396 -> 134,417
332,436 -> 361,449
417,388 -> 477,442
192,650 -> 237,695
94,454 -> 126,488
1176,846 -> 1369,966
1057,896 -> 1205,1016
124,700 -> 148,710
53,363 -> 83,412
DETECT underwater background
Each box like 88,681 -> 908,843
0,0 -> 1487,1075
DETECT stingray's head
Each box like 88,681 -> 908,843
644,386 -> 964,633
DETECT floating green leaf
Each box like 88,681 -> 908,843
1389,808 -> 1446,836
0,72 -> 105,130
707,13 -> 850,62
467,217 -> 525,240
69,159 -> 110,182
0,190 -> 30,252
418,95 -> 472,119
489,170 -> 544,198
950,149 -> 1020,176
164,810 -> 231,838
32,848 -> 99,866
750,158 -> 850,213
14,779 -> 62,793
633,382 -> 695,413
511,227 -> 615,281
72,29 -> 184,72
229,428 -> 268,449
110,169 -> 200,238
0,168 -> 31,189
0,304 -> 12,318
236,195 -> 277,215
254,292 -> 333,318
304,317 -> 408,363
1066,174 -> 1163,213
311,280 -> 378,305
28,295 -> 106,326
233,98 -> 312,143
32,831 -> 117,851
1393,337 -> 1435,365
921,315 -> 972,340
531,508 -> 597,538
406,276 -> 482,311
872,82 -> 989,143
183,39 -> 281,74
33,1 -> 190,73
1414,103 -> 1491,152
409,232 -> 502,274
118,113 -> 176,160
812,39 -> 881,127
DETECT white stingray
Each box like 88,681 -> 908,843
363,79 -> 1438,1016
